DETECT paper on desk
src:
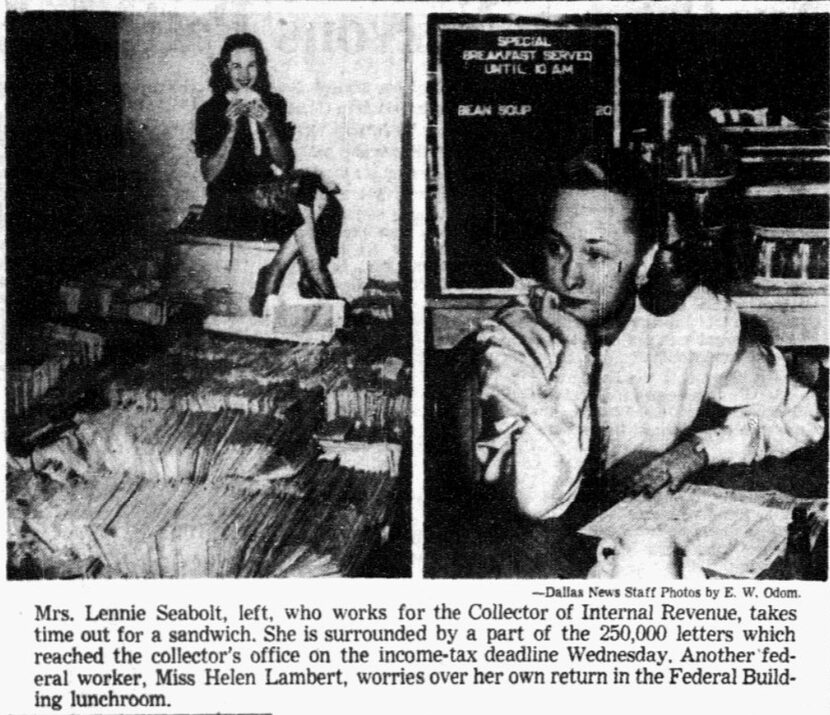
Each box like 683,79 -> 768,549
580,484 -> 827,578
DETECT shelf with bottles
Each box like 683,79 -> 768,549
632,96 -> 829,186
714,109 -> 829,187
750,226 -> 828,289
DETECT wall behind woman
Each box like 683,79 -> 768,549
6,12 -> 124,327
119,13 -> 408,299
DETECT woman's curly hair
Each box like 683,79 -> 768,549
209,33 -> 272,96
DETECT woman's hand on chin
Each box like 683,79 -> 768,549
530,286 -> 590,353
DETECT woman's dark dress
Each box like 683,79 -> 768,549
193,91 -> 313,241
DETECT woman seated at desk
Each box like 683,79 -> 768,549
476,149 -> 825,520
194,32 -> 337,315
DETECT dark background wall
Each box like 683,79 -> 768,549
615,13 -> 829,132
6,12 -> 126,327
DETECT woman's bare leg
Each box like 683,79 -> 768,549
250,236 -> 299,316
295,202 -> 337,299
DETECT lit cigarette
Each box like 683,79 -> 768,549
497,259 -> 539,294
496,259 -> 560,310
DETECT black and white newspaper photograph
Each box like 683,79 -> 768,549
3,2 -> 830,714
424,11 -> 828,581
6,11 -> 412,580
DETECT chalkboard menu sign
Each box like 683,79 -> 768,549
435,23 -> 619,293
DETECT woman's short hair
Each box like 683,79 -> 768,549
540,147 -> 744,296
209,33 -> 272,95
550,147 -> 663,253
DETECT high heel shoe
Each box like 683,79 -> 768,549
298,267 -> 338,300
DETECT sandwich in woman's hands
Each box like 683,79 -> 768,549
231,87 -> 260,103
226,87 -> 264,154
233,87 -> 262,115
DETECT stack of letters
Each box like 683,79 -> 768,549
7,324 -> 104,417
8,321 -> 408,578
17,457 -> 394,578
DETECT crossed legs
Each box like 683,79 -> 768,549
249,195 -> 338,316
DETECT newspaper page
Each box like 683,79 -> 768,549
3,2 -> 829,714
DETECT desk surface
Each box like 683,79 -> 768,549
424,445 -> 827,580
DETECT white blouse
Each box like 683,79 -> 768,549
476,287 -> 825,519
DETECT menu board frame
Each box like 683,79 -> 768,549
434,22 -> 621,296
